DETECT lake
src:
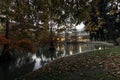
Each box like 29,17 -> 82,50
0,42 -> 113,80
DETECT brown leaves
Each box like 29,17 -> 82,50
0,34 -> 35,53
16,39 -> 35,53
39,53 -> 120,79
17,51 -> 120,80
0,34 -> 7,45
103,55 -> 120,78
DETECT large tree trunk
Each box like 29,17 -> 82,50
0,20 -> 12,62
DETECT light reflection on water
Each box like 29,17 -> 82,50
0,43 -> 112,80
32,43 -> 111,70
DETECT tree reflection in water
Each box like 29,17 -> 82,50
0,52 -> 35,80
32,43 -> 113,70
0,43 -> 113,80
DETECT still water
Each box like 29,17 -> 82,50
0,43 -> 112,80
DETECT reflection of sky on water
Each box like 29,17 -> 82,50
32,54 -> 41,71
32,43 -> 111,70
0,43 -> 112,80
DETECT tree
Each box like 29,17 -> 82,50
28,0 -> 91,48
0,0 -> 36,62
0,0 -> 97,61
85,0 -> 120,44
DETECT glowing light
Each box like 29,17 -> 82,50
99,47 -> 102,50
79,46 -> 82,53
70,51 -> 73,55
79,37 -> 82,39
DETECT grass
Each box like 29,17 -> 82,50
17,47 -> 120,80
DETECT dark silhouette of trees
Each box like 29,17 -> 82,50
85,0 -> 120,44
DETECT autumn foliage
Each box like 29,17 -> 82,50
0,34 -> 35,53
16,39 -> 35,53
0,34 -> 7,45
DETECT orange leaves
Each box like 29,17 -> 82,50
0,34 -> 35,53
16,39 -> 35,53
0,34 -> 7,45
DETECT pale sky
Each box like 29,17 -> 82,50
76,22 -> 85,31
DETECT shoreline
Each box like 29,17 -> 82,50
16,46 -> 120,80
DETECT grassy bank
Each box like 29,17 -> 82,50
17,47 -> 120,80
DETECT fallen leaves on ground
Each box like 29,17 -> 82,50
17,51 -> 120,80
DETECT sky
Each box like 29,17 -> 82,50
76,22 -> 85,31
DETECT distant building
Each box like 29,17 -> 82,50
56,29 -> 90,43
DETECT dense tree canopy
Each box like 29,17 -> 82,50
0,0 -> 120,62
0,0 -> 92,43
0,0 -> 120,47
85,0 -> 120,43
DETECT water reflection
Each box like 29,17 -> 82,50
0,52 -> 35,80
32,43 -> 112,70
0,43 -> 113,80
